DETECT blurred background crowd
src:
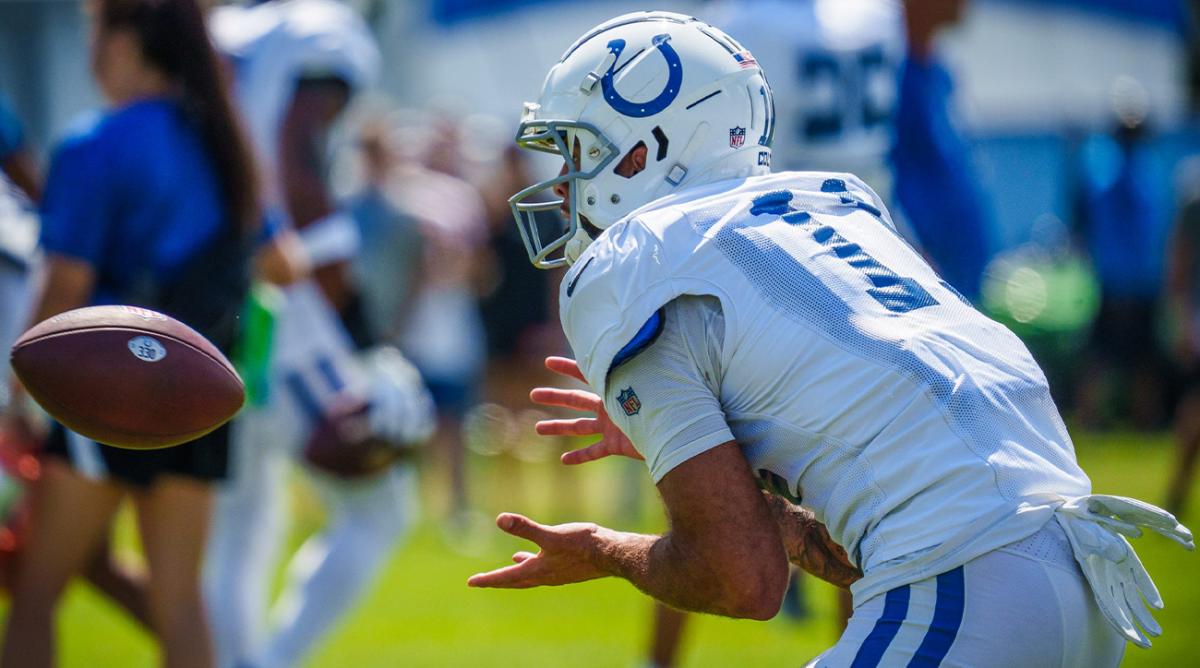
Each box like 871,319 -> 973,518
0,0 -> 1197,666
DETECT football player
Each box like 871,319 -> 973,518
470,12 -> 1192,666
710,0 -> 902,193
205,2 -> 433,667
643,2 -> 906,661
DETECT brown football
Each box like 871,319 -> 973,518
9,305 -> 245,450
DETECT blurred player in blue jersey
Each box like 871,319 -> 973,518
1073,77 -> 1170,430
469,12 -> 1192,666
205,2 -> 434,667
892,0 -> 991,302
713,0 -> 903,192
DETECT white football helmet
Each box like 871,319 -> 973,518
510,11 -> 775,268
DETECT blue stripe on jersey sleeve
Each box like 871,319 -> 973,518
609,309 -> 665,373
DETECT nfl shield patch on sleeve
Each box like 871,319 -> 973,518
618,387 -> 642,416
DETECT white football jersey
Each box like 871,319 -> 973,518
560,171 -> 1091,602
210,0 -> 380,208
712,0 -> 904,193
209,0 -> 379,422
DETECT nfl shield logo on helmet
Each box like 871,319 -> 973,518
729,126 -> 746,148
618,387 -> 642,416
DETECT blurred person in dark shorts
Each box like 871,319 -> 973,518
0,88 -> 159,627
0,1 -> 265,666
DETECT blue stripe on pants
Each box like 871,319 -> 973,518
285,371 -> 323,423
908,567 -> 966,667
315,355 -> 347,393
851,584 -> 911,668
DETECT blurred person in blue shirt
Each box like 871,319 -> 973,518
892,0 -> 992,303
0,1 -> 267,666
0,89 -> 167,627
1073,76 -> 1170,429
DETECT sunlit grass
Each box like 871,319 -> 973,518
2,432 -> 1195,666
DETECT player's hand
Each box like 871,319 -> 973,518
530,356 -> 642,465
467,512 -> 609,588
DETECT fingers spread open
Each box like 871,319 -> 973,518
467,559 -> 541,588
545,356 -> 587,383
560,441 -> 613,466
496,512 -> 553,545
535,418 -> 602,437
530,387 -> 601,412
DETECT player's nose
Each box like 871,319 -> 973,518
553,162 -> 570,200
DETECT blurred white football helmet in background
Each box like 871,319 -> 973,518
510,11 -> 775,268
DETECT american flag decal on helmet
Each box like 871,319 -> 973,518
733,50 -> 758,69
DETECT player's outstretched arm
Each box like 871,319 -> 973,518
469,441 -> 789,620
530,356 -> 643,464
762,492 -> 862,588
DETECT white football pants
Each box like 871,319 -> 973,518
205,281 -> 416,668
808,521 -> 1125,667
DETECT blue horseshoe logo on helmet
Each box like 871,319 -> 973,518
601,34 -> 683,118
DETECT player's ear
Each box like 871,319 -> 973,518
632,143 -> 648,171
614,141 -> 649,178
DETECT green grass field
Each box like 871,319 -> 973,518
6,432 -> 1199,666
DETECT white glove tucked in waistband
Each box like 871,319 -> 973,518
1054,494 -> 1194,649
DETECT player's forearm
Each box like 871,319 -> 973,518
591,527 -> 783,620
763,493 -> 862,588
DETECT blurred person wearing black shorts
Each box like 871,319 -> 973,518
0,1 -> 265,666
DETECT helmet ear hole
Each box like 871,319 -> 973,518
613,141 -> 649,179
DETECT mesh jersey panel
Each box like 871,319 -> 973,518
683,189 -> 1085,505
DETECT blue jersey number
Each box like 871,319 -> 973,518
798,45 -> 894,142
783,209 -> 938,314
